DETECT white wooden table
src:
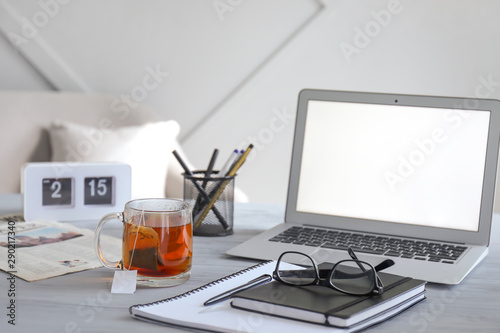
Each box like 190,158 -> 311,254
1,194 -> 499,333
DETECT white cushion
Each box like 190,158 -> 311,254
48,120 -> 180,199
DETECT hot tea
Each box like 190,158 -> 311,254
122,216 -> 193,277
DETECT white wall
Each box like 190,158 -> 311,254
1,0 -> 500,208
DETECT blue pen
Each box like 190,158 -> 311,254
218,149 -> 240,177
231,150 -> 245,170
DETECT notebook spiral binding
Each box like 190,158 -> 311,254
129,260 -> 273,312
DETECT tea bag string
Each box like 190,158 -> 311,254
126,209 -> 145,271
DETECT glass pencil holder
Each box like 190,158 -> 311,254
183,171 -> 235,236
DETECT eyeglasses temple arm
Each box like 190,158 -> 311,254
373,260 -> 394,294
347,248 -> 368,273
374,259 -> 395,272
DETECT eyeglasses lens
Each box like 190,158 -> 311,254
277,252 -> 316,285
330,261 -> 375,295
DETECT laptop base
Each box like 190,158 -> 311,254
227,223 -> 488,284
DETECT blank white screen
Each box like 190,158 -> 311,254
296,101 -> 491,232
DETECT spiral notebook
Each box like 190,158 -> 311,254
129,261 -> 421,333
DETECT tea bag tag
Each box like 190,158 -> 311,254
111,270 -> 137,294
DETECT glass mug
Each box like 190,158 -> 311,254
94,198 -> 193,287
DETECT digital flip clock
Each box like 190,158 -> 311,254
22,162 -> 131,221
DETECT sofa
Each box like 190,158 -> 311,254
0,91 -> 247,202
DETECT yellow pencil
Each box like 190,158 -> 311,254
194,144 -> 254,229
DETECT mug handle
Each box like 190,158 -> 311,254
94,212 -> 123,269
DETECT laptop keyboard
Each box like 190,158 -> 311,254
269,226 -> 468,264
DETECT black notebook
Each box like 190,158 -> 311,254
231,270 -> 426,328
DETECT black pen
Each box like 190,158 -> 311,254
193,149 -> 219,216
203,274 -> 272,306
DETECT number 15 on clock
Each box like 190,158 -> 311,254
84,177 -> 113,205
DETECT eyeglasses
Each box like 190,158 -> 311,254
273,248 -> 395,296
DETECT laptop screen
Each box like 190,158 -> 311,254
296,100 -> 491,232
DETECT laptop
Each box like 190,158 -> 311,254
227,89 -> 500,284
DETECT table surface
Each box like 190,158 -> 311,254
1,194 -> 499,333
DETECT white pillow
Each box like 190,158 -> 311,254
48,120 -> 180,199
